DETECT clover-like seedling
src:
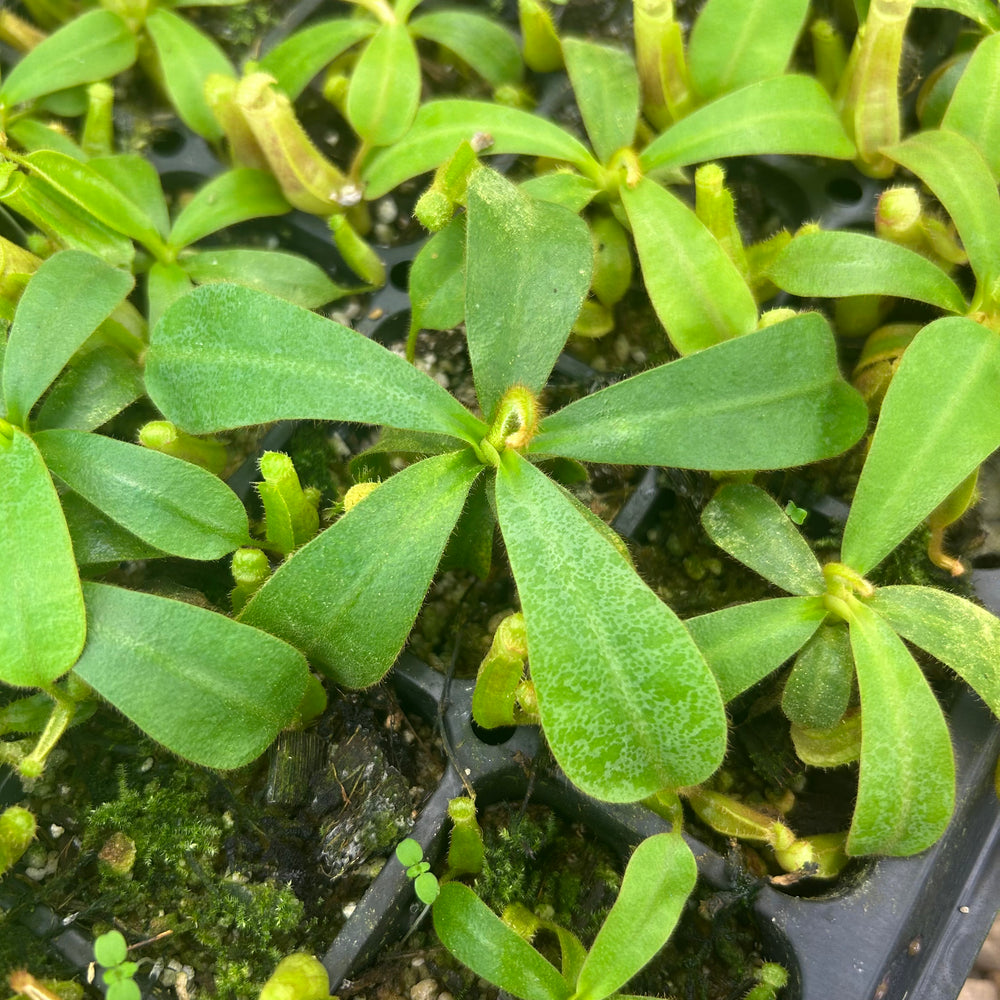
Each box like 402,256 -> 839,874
93,930 -> 140,1000
395,837 -> 440,906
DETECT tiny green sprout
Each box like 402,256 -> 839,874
258,953 -> 332,1000
742,962 -> 789,1000
0,805 -> 37,876
784,501 -> 807,525
396,837 -> 440,905
93,930 -> 141,1000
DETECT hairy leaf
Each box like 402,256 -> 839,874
942,31 -> 1000,180
347,23 -> 421,147
410,10 -> 522,88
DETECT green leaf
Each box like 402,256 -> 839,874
410,10 -> 523,88
167,169 -> 291,251
846,597 -> 954,856
639,76 -> 855,174
34,346 -> 143,432
35,428 -> 249,560
562,38 -> 640,165
842,317 -> 1000,574
914,0 -> 1000,30
942,31 -> 1000,180
496,451 -> 727,800
88,154 -> 170,239
3,250 -> 133,427
180,249 -> 354,308
241,451 -> 481,687
147,261 -> 194,332
685,597 -> 828,702
94,930 -> 128,968
465,168 -> 592,420
576,834 -> 696,1000
409,216 -> 466,333
531,312 -> 868,470
6,118 -> 87,159
257,18 -> 376,101
73,582 -> 308,769
346,23 -> 420,147
886,129 -> 1000,287
0,10 -> 137,108
145,8 -> 235,140
432,882 -> 569,1000
520,172 -> 600,212
767,230 -> 967,314
869,585 -> 1000,718
620,178 -> 757,353
60,491 -> 164,566
782,623 -> 855,730
361,100 -> 597,199
146,284 -> 486,443
0,427 -> 85,688
687,0 -> 810,101
701,483 -> 825,596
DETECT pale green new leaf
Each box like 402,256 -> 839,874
257,19 -> 375,100
347,23 -> 421,147
432,883 -> 569,1000
361,100 -> 596,199
0,427 -> 85,688
73,583 -> 308,769
915,0 -> 1000,30
0,10 -> 136,107
3,250 -> 133,427
847,598 -> 954,856
782,623 -> 855,730
88,154 -> 170,238
146,9 -> 235,140
241,451 -> 481,687
640,76 -> 854,174
687,0 -> 810,101
168,169 -> 291,250
465,169 -> 592,420
146,284 -> 486,443
620,178 -> 757,354
409,216 -> 466,333
520,172 -> 600,212
942,31 -> 1000,180
531,313 -> 868,470
886,129 -> 1000,287
410,10 -> 523,88
686,597 -> 828,702
869,585 -> 1000,718
842,318 -> 1000,574
35,428 -> 249,560
562,38 -> 640,165
496,451 -> 727,801
576,834 -> 696,1000
767,230 -> 967,314
701,483 -> 825,596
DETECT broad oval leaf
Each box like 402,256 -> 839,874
576,833 -> 696,1000
34,428 -> 249,560
496,451 -> 727,801
886,129 -> 1000,287
842,317 -> 1000,575
782,623 -> 855,730
409,215 -> 466,333
432,882 -> 569,1000
0,10 -> 136,107
620,178 -> 757,354
361,100 -> 596,199
88,154 -> 170,239
687,0 -> 810,101
0,427 -> 85,688
145,9 -> 235,140
3,250 -> 133,427
466,168 -> 592,420
410,10 -> 523,88
146,283 -> 486,443
767,230 -> 967,314
241,451 -> 480,687
346,23 -> 421,147
686,596 -> 828,702
531,312 -> 868,470
640,75 -> 854,174
869,585 -> 1000,717
72,582 -> 308,769
258,18 -> 375,100
562,37 -> 640,165
60,491 -> 164,567
701,483 -> 825,596
942,31 -> 1000,181
846,598 -> 955,856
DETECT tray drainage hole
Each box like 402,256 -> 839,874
470,719 -> 516,745
826,175 -> 865,205
389,259 -> 412,291
150,128 -> 186,156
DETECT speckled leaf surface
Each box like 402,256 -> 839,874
146,284 -> 485,443
73,582 -> 308,769
942,30 -> 1000,178
847,598 -> 955,856
0,427 -> 85,688
495,451 -> 727,801
241,451 -> 481,688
